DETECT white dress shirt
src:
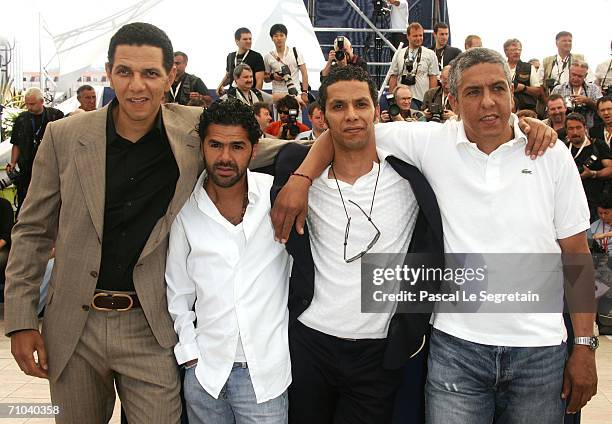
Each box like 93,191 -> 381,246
375,116 -> 590,347
166,170 -> 292,403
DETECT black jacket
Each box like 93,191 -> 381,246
433,45 -> 461,70
10,107 -> 64,175
271,143 -> 444,369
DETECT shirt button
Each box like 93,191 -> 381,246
121,231 -> 127,237
90,271 -> 98,278
126,201 -> 133,207
82,305 -> 90,311
302,299 -> 310,306
129,177 -> 136,183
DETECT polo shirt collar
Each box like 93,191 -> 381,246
455,113 -> 527,149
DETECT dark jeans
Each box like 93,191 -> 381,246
288,320 -> 402,424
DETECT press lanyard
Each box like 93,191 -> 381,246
31,112 -> 46,143
235,50 -> 250,67
236,89 -> 253,105
554,54 -> 571,81
595,221 -> 610,254
572,137 -> 589,160
170,80 -> 182,102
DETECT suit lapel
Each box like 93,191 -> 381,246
74,107 -> 108,240
138,106 -> 200,260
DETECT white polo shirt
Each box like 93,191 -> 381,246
375,117 -> 590,347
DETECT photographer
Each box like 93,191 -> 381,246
566,113 -> 612,222
222,63 -> 272,106
297,102 -> 327,140
380,85 -> 426,123
552,61 -> 602,129
8,87 -> 63,215
265,95 -> 310,140
264,24 -> 310,107
591,95 -> 612,146
389,22 -> 439,110
422,65 -> 456,122
503,38 -> 542,112
543,94 -> 568,141
216,27 -> 266,96
595,42 -> 611,96
388,0 -> 409,48
320,36 -> 368,83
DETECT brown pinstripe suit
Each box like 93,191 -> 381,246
3,101 -> 288,422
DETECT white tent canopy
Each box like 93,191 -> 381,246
3,0 -> 326,92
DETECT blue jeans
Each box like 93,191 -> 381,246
426,328 -> 567,424
183,362 -> 288,424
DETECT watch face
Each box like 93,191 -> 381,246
591,337 -> 600,350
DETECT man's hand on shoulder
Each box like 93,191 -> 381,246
518,116 -> 558,159
11,329 -> 48,379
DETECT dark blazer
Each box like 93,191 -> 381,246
434,45 -> 461,69
271,143 -> 444,370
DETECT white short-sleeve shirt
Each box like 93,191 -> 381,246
390,46 -> 440,101
264,45 -> 305,94
374,117 -> 590,347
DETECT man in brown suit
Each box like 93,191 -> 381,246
4,22 -> 201,423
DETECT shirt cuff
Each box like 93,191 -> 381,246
174,342 -> 200,365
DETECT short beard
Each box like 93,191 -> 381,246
206,161 -> 248,188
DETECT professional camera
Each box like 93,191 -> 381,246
281,109 -> 300,139
429,103 -> 444,123
385,93 -> 401,118
372,0 -> 390,15
565,96 -> 588,116
578,154 -> 598,173
401,58 -> 416,85
545,78 -> 557,91
334,36 -> 346,62
0,167 -> 22,190
276,65 -> 299,96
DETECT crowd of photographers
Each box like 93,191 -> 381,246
208,23 -> 612,230
6,21 -> 612,223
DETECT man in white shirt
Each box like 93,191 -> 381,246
388,0 -> 409,48
389,22 -> 440,110
165,99 -> 291,423
272,49 -> 596,424
264,23 -> 309,107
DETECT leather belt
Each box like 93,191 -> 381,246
91,291 -> 140,311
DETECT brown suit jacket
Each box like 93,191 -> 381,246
3,102 -> 294,382
3,103 -> 204,381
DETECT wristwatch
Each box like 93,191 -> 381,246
574,336 -> 599,351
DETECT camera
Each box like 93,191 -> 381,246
401,74 -> 417,86
276,65 -> 299,96
429,103 -> 444,123
334,36 -> 346,62
578,154 -> 598,173
386,93 -> 401,118
281,109 -> 300,139
545,78 -> 557,91
565,96 -> 588,116
372,0 -> 390,15
0,167 -> 22,190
